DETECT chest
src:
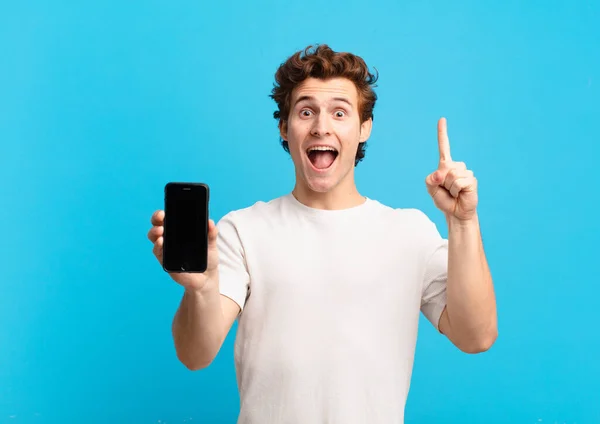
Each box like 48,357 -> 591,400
241,220 -> 424,319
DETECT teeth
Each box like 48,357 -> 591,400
307,146 -> 337,153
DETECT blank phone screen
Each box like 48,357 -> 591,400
163,183 -> 208,273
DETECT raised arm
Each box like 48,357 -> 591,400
425,118 -> 498,353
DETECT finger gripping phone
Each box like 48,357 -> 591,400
162,182 -> 209,273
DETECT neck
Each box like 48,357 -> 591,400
292,182 -> 365,211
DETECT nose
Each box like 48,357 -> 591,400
310,114 -> 331,137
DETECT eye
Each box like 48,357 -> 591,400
334,110 -> 346,118
300,109 -> 312,117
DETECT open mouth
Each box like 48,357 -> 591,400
306,146 -> 339,170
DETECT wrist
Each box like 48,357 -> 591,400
446,212 -> 479,231
184,278 -> 219,298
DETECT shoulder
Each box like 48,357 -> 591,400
215,197 -> 287,253
367,199 -> 445,245
217,195 -> 288,228
369,199 -> 437,227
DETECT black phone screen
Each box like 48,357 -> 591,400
162,182 -> 209,273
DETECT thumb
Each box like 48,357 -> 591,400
425,170 -> 441,194
208,219 -> 219,246
205,219 -> 220,274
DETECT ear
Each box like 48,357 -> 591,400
359,117 -> 373,142
279,120 -> 288,141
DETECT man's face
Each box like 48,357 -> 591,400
280,77 -> 372,194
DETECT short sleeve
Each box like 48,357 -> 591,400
216,212 -> 251,312
419,215 -> 449,332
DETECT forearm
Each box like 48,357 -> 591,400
172,280 -> 226,370
445,213 -> 497,351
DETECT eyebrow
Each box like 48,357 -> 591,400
294,95 -> 353,108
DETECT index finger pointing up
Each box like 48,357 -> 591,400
437,117 -> 452,162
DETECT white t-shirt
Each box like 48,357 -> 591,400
216,193 -> 448,424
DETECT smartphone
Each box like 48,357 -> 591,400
162,182 -> 209,273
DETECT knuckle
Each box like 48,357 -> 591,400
446,169 -> 458,180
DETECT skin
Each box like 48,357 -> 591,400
425,118 -> 498,352
279,77 -> 372,210
146,77 -> 497,370
147,213 -> 239,369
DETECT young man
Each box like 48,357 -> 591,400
147,44 -> 497,423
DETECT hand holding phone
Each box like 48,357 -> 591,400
147,182 -> 219,291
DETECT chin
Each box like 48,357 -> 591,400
301,163 -> 351,194
305,176 -> 338,193
299,157 -> 339,193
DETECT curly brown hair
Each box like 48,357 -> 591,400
270,44 -> 378,166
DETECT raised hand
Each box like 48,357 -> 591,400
147,210 -> 221,291
425,117 -> 478,221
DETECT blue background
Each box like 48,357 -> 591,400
1,0 -> 598,423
